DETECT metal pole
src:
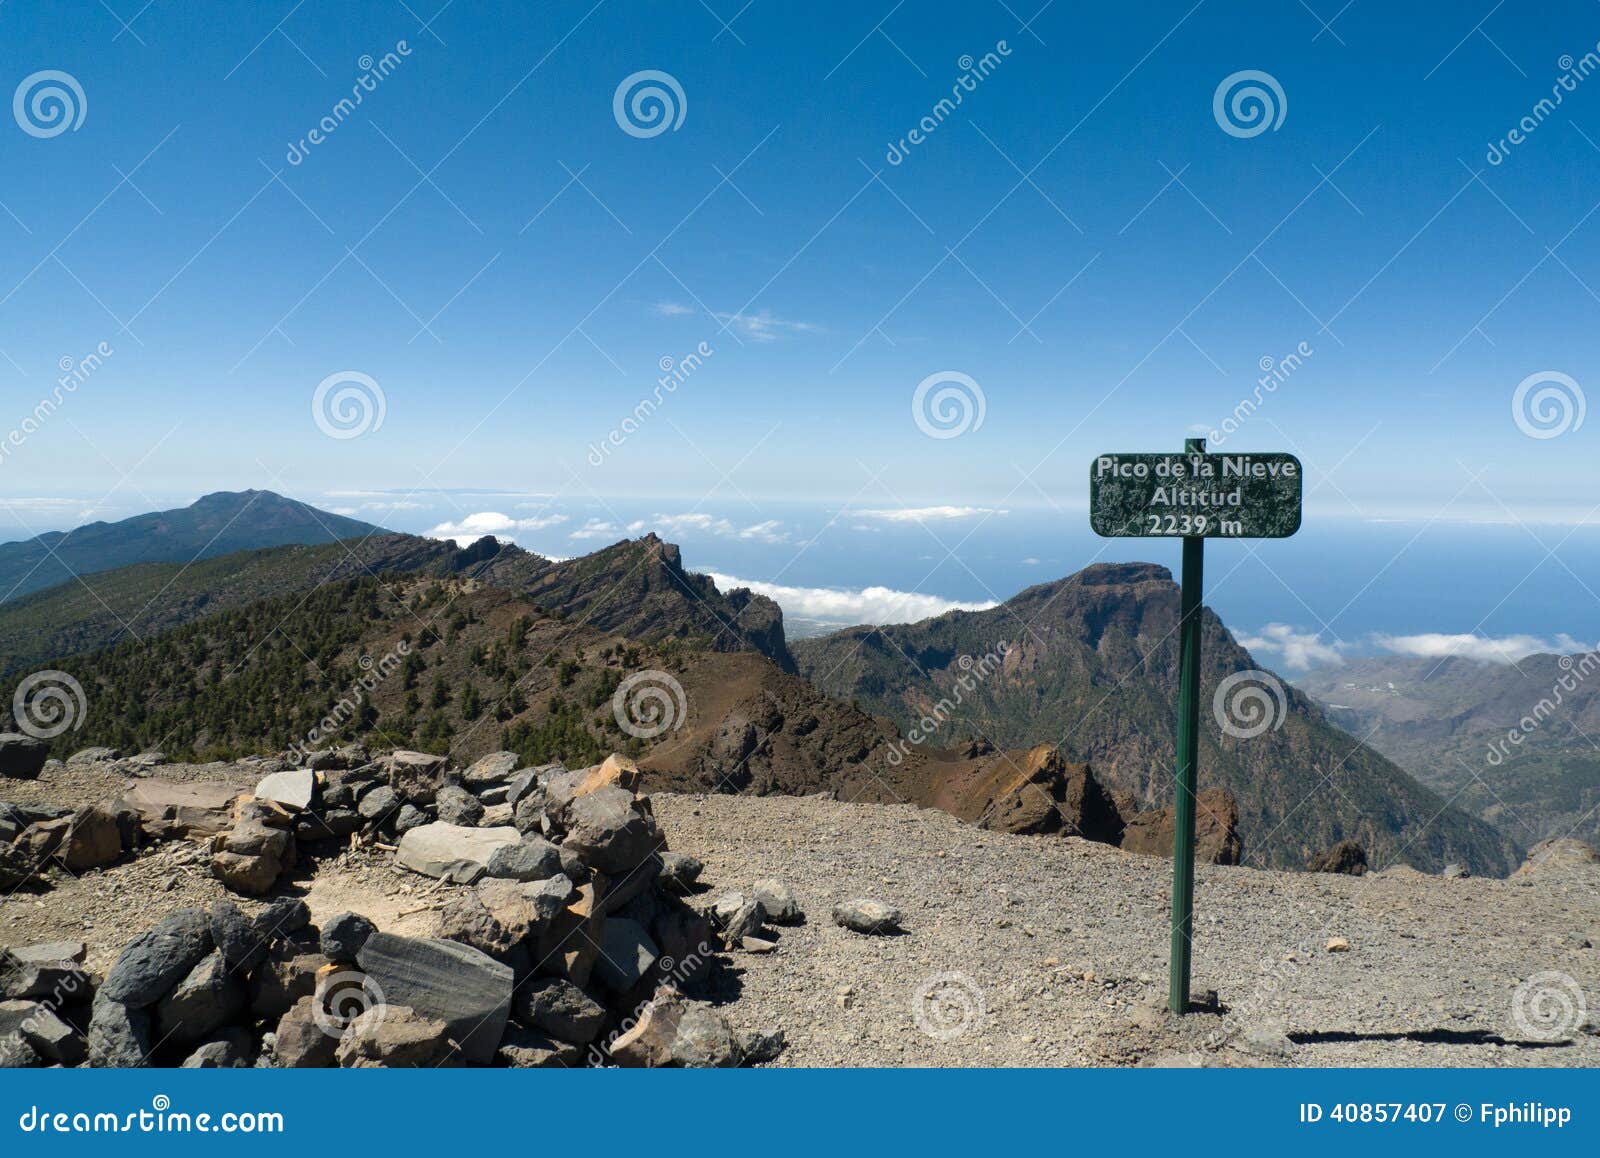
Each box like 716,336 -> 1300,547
1169,436 -> 1206,1014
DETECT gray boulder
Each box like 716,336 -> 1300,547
68,746 -> 121,765
596,918 -> 659,991
387,750 -> 452,804
393,803 -> 430,834
752,879 -> 802,923
518,976 -> 606,1043
496,1025 -> 583,1068
101,908 -> 213,1007
558,786 -> 659,877
486,835 -> 563,882
356,784 -> 399,823
87,992 -> 152,1067
832,898 -> 901,934
208,901 -> 264,973
659,851 -> 703,893
0,998 -> 86,1065
463,751 -> 519,788
355,933 -> 513,1065
320,911 -> 376,963
180,1027 -> 255,1067
255,768 -> 316,811
395,822 -> 521,884
435,784 -> 485,828
155,951 -> 246,1044
335,1004 -> 458,1068
271,996 -> 337,1068
0,734 -> 48,780
0,947 -> 88,1002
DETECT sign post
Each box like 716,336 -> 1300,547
1090,437 -> 1302,1013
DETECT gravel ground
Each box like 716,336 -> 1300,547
652,793 -> 1600,1068
4,761 -> 1597,1068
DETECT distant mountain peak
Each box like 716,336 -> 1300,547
0,490 -> 388,605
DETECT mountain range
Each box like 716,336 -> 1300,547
0,491 -> 1524,876
1299,654 -> 1600,851
792,564 -> 1518,875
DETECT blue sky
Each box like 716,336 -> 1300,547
3,1 -> 1599,656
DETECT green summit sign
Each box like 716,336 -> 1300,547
1089,451 -> 1302,538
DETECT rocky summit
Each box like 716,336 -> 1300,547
0,747 -> 1594,1069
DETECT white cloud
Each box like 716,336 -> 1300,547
1373,632 -> 1595,664
628,514 -> 789,544
855,506 -> 1007,522
426,511 -> 568,541
708,572 -> 996,626
1237,624 -> 1348,671
717,309 -> 819,342
569,518 -> 622,540
654,301 -> 819,341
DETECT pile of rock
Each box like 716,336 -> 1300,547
3,750 -> 784,1068
1,736 -> 139,889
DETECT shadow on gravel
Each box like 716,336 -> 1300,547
1289,1029 -> 1570,1050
